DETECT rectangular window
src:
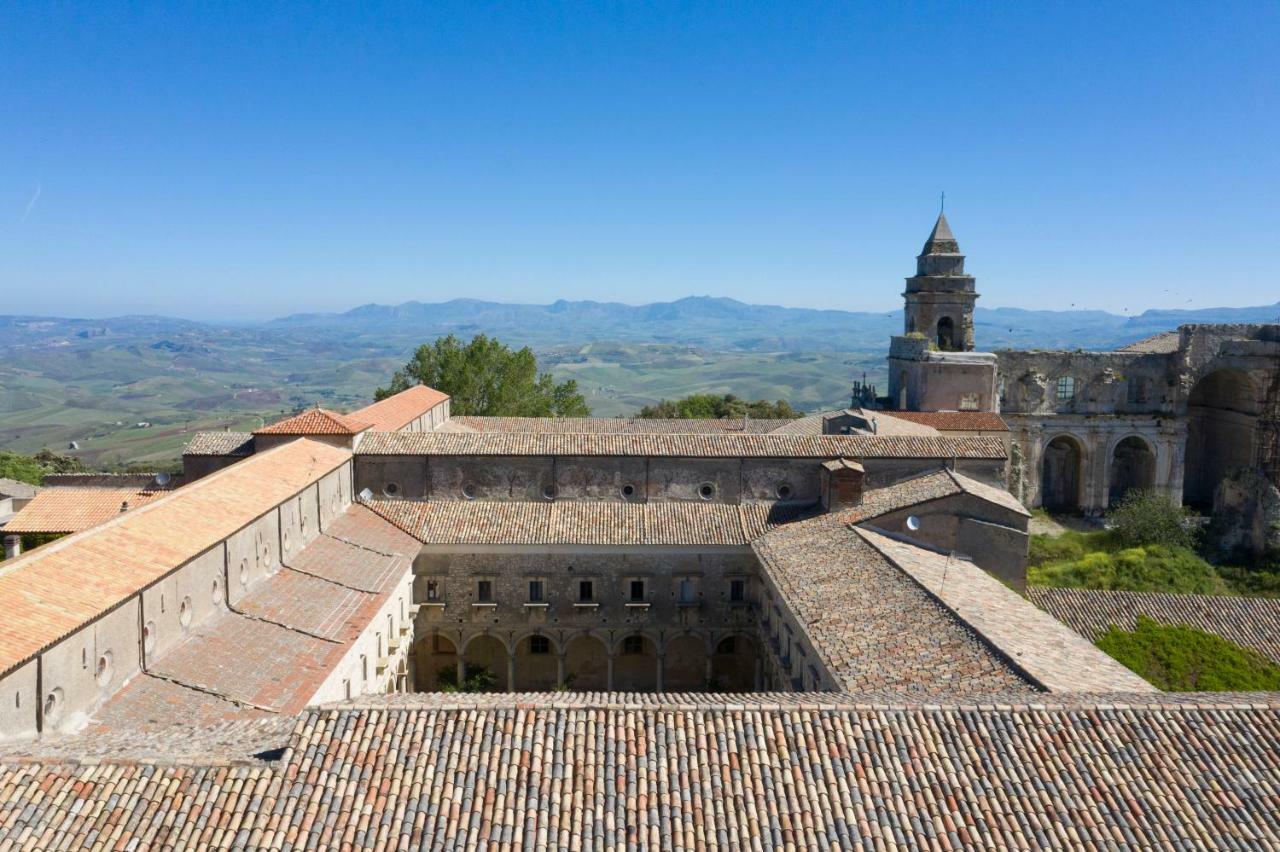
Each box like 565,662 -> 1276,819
678,578 -> 695,604
426,580 -> 439,601
729,579 -> 746,603
579,580 -> 594,602
623,636 -> 644,655
629,580 -> 645,602
477,580 -> 493,602
528,580 -> 544,603
529,635 -> 550,655
1056,376 -> 1076,401
959,392 -> 980,411
360,655 -> 368,682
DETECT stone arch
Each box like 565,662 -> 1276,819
711,633 -> 759,691
512,633 -> 559,691
1109,435 -> 1157,507
936,316 -> 955,352
611,633 -> 659,691
1184,368 -> 1261,509
414,632 -> 457,691
564,633 -> 609,691
663,633 -> 709,692
1041,433 -> 1086,511
460,633 -> 509,692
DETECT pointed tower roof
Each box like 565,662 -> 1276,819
920,213 -> 960,255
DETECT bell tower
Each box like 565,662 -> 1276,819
903,213 -> 978,352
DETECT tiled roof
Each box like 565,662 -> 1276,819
2,487 -> 170,534
10,695 -> 1280,849
1118,330 -> 1181,354
254,408 -> 372,435
451,415 -> 794,434
0,478 -> 38,500
367,499 -> 809,546
752,515 -> 1036,695
349,385 -> 449,431
183,431 -> 255,456
860,529 -> 1154,693
1030,587 -> 1280,664
765,409 -> 942,437
357,430 -> 1008,459
838,469 -> 1029,524
878,410 -> 1010,432
0,439 -> 351,675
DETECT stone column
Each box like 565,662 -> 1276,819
506,653 -> 516,693
704,655 -> 713,688
556,654 -> 566,689
2,535 -> 19,560
606,653 -> 615,691
455,655 -> 465,688
655,653 -> 665,692
754,658 -> 763,692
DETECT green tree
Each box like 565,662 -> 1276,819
377,334 -> 589,417
1108,489 -> 1198,550
1098,615 -> 1280,691
0,449 -> 86,486
637,393 -> 798,420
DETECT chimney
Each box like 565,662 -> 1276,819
821,458 -> 865,511
3,535 -> 20,560
120,500 -> 129,514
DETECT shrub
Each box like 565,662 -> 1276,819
1098,616 -> 1280,691
1029,543 -> 1227,594
1108,489 -> 1197,550
436,664 -> 497,693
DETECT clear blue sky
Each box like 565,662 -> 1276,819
1,2 -> 1276,320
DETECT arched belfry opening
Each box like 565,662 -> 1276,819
1109,436 -> 1156,506
1183,369 -> 1260,509
936,317 -> 955,352
1041,435 -> 1084,511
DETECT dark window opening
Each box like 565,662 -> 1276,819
477,580 -> 493,603
529,635 -> 550,655
623,636 -> 644,655
629,580 -> 645,602
729,579 -> 746,603
528,580 -> 544,603
579,580 -> 594,602
426,580 -> 439,601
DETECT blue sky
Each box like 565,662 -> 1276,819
1,2 -> 1276,320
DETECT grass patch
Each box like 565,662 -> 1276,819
1098,616 -> 1280,691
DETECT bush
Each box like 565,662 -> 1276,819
436,664 -> 497,693
1108,489 -> 1197,550
1029,543 -> 1228,594
1098,616 -> 1280,691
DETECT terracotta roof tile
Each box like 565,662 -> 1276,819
183,431 -> 255,456
357,430 -> 1008,459
452,415 -> 794,434
348,385 -> 449,431
0,478 -> 39,500
0,440 -> 350,675
878,410 -> 1010,431
254,408 -> 372,435
1117,330 -> 1181,354
2,487 -> 170,534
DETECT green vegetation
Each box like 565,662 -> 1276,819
1030,532 -> 1228,594
1108,489 -> 1198,550
0,449 -> 86,485
377,334 -> 590,417
436,664 -> 498,693
1098,616 -> 1280,691
637,393 -> 799,419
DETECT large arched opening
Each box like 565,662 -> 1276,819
512,634 -> 559,691
414,633 -> 457,691
460,634 -> 508,692
663,634 -> 708,692
1041,435 -> 1085,511
711,634 -> 759,691
1184,369 -> 1260,509
612,634 -> 659,692
1109,436 -> 1156,507
564,634 -> 609,691
936,316 -> 955,352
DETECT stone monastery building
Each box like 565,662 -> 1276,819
0,221 -> 1278,848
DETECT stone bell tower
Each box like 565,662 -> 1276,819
903,213 -> 978,352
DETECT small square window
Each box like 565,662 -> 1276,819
1056,376 -> 1076,401
629,580 -> 645,602
959,392 -> 980,411
529,635 -> 550,655
425,580 -> 439,601
528,580 -> 544,603
623,636 -> 645,655
477,580 -> 493,603
678,578 -> 695,603
579,580 -> 594,602
729,579 -> 746,603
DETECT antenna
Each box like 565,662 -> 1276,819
940,191 -> 945,213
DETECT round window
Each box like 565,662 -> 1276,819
621,483 -> 636,499
542,484 -> 558,501
143,622 -> 156,654
383,482 -> 400,497
239,558 -> 250,587
776,483 -> 793,500
906,515 -> 922,531
212,577 -> 224,605
179,596 -> 193,628
698,483 -> 716,500
96,652 -> 113,686
461,483 -> 477,500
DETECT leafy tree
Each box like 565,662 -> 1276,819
637,393 -> 798,420
0,449 -> 86,486
1108,489 -> 1198,550
377,335 -> 589,417
436,664 -> 498,693
1098,615 -> 1280,691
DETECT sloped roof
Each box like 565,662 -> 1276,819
451,416 -> 794,434
0,478 -> 39,500
357,430 -> 1007,459
837,469 -> 1029,525
0,439 -> 351,675
254,408 -> 371,436
1117,330 -> 1181,354
348,385 -> 449,431
183,431 -> 255,456
878,410 -> 1009,432
2,487 -> 170,534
